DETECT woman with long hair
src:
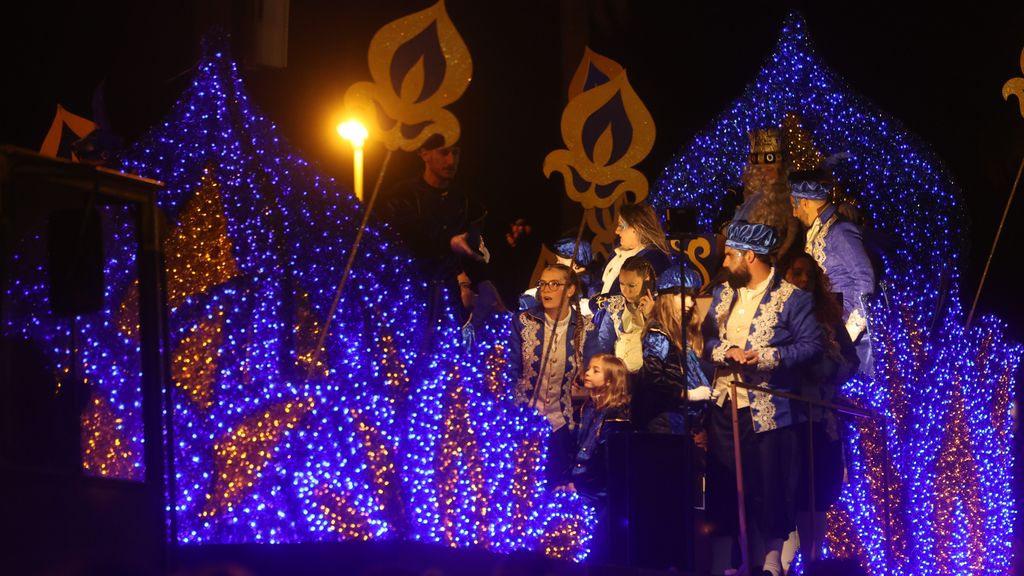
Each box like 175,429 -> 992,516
599,203 -> 672,296
594,255 -> 658,372
780,252 -> 858,569
633,266 -> 713,434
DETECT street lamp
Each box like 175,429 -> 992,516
337,119 -> 368,201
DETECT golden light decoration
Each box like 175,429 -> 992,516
115,279 -> 140,340
164,171 -> 240,308
508,437 -> 542,539
435,367 -> 490,547
293,292 -> 331,377
781,111 -> 857,207
539,515 -> 585,561
202,397 -> 316,517
350,409 -> 407,533
81,395 -> 137,478
855,415 -> 909,567
931,390 -> 986,574
483,343 -> 507,397
378,329 -> 410,394
1002,47 -> 1024,118
781,111 -> 824,172
171,311 -> 225,411
344,0 -> 472,151
826,508 -> 868,564
312,484 -> 376,540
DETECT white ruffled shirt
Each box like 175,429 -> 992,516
600,245 -> 644,294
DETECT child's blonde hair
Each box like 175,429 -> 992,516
589,353 -> 630,412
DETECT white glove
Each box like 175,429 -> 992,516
686,386 -> 712,402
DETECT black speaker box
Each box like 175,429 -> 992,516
606,431 -> 695,571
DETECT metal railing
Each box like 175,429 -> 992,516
725,377 -> 891,576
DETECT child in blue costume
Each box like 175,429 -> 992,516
571,353 -> 631,563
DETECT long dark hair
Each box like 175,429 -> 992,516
784,253 -> 843,354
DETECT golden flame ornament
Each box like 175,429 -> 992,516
344,0 -> 472,151
39,104 -> 96,160
544,49 -> 655,210
544,48 -> 655,261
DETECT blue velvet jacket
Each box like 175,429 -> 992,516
506,303 -> 598,430
701,274 -> 823,432
571,401 -> 630,505
807,204 -> 875,365
632,323 -> 712,429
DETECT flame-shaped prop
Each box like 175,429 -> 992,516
344,0 -> 472,151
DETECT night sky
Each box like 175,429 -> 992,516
4,1 -> 1024,342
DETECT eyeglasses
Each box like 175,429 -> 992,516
537,281 -> 567,291
615,221 -> 629,231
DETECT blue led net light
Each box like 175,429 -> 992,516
651,13 -> 1019,575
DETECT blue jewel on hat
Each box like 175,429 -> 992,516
725,220 -> 780,255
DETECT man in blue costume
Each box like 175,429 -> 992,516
789,169 -> 876,374
702,221 -> 823,576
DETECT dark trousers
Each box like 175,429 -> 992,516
706,401 -> 799,541
545,425 -> 576,488
795,420 -> 845,512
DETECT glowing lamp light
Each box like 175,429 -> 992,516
337,119 -> 368,201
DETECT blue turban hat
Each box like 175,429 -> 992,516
725,220 -> 780,255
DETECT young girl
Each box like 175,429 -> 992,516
594,255 -> 657,372
634,266 -> 713,434
507,263 -> 598,489
571,353 -> 631,563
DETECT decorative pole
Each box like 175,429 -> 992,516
968,46 -> 1024,328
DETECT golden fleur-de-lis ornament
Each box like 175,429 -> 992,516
1003,48 -> 1024,118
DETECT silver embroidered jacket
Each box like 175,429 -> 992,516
506,303 -> 599,430
701,275 -> 823,432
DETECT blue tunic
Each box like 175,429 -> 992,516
701,274 -> 823,432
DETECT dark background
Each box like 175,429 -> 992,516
2,0 -> 1022,561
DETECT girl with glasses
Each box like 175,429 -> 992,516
507,263 -> 599,490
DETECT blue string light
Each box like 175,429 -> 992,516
2,34 -> 594,559
651,13 -> 1018,575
